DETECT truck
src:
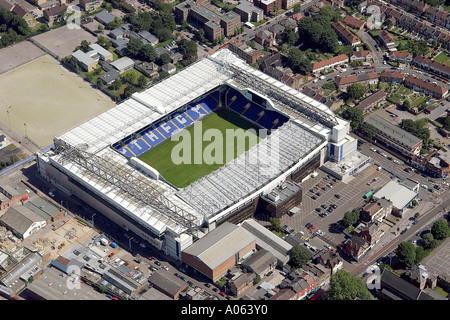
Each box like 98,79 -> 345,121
311,172 -> 319,178
99,236 -> 110,246
363,190 -> 374,199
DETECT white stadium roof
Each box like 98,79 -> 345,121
50,49 -> 340,236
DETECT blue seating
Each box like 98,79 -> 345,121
112,92 -> 221,157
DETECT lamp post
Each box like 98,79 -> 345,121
24,122 -> 27,137
129,237 -> 133,252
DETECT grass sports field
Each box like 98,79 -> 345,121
139,108 -> 261,188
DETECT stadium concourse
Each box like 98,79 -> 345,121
36,49 -> 353,261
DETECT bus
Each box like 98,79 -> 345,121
363,190 -> 374,199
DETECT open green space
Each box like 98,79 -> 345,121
139,108 -> 261,188
434,52 -> 450,66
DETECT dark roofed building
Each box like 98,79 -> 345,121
356,90 -> 386,114
148,269 -> 189,300
241,249 -> 277,276
378,269 -> 422,300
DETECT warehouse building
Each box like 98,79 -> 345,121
181,222 -> 255,281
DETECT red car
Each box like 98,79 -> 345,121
370,66 -> 375,69
404,167 -> 411,172
219,291 -> 226,297
309,225 -> 316,231
108,252 -> 115,258
112,297 -> 119,300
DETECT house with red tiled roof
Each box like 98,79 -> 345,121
379,70 -> 404,83
378,30 -> 395,49
343,15 -> 365,30
389,51 -> 413,64
332,21 -> 361,46
311,54 -> 348,73
335,71 -> 379,90
412,55 -> 450,79
404,75 -> 448,100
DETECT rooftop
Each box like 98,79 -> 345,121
373,180 -> 418,211
365,115 -> 423,149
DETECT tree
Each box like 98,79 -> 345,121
422,233 -> 438,250
10,155 -> 18,164
126,38 -> 144,58
327,270 -> 372,300
154,27 -> 173,42
402,99 -> 411,110
444,116 -> 450,131
396,241 -> 416,267
342,107 -> 364,131
157,52 -> 171,66
342,209 -> 360,228
361,123 -> 377,140
293,3 -> 302,13
97,36 -> 112,50
107,17 -> 123,30
137,75 -> 147,89
140,43 -> 157,62
290,246 -> 311,269
253,274 -> 261,285
269,217 -> 282,233
179,39 -> 197,59
431,220 -> 450,240
80,40 -> 91,52
414,212 -> 420,220
287,48 -> 311,75
97,24 -> 104,32
346,83 -> 366,102
181,19 -> 189,30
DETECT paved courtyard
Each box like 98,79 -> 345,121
422,234 -> 450,280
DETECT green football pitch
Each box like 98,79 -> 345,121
139,108 -> 261,188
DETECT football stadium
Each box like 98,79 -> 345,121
36,49 -> 356,260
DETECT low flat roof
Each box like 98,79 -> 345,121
373,180 -> 418,211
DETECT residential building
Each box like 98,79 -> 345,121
110,57 -> 135,74
95,9 -> 115,25
314,251 -> 343,275
79,0 -> 102,12
404,75 -> 448,100
234,1 -> 263,23
302,262 -> 331,288
332,21 -> 361,46
343,235 -> 370,262
43,4 -> 66,26
349,50 -> 373,63
389,51 -> 413,64
365,115 -> 423,158
378,30 -> 396,49
99,70 -> 120,85
343,15 -> 365,30
269,288 -> 297,300
281,0 -> 301,10
162,63 -> 176,75
181,222 -> 255,282
379,70 -> 404,83
138,31 -> 159,46
12,5 -> 36,28
253,0 -> 282,15
228,38 -> 262,64
109,28 -> 124,40
311,54 -> 348,74
174,0 -> 210,22
412,55 -> 450,79
254,29 -> 275,47
335,71 -> 379,90
356,90 -> 386,114
361,198 -> 393,223
228,272 -> 255,298
352,222 -> 384,248
220,11 -> 241,38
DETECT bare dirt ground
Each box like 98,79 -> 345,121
0,55 -> 114,147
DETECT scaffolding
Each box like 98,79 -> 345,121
52,141 -> 200,235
